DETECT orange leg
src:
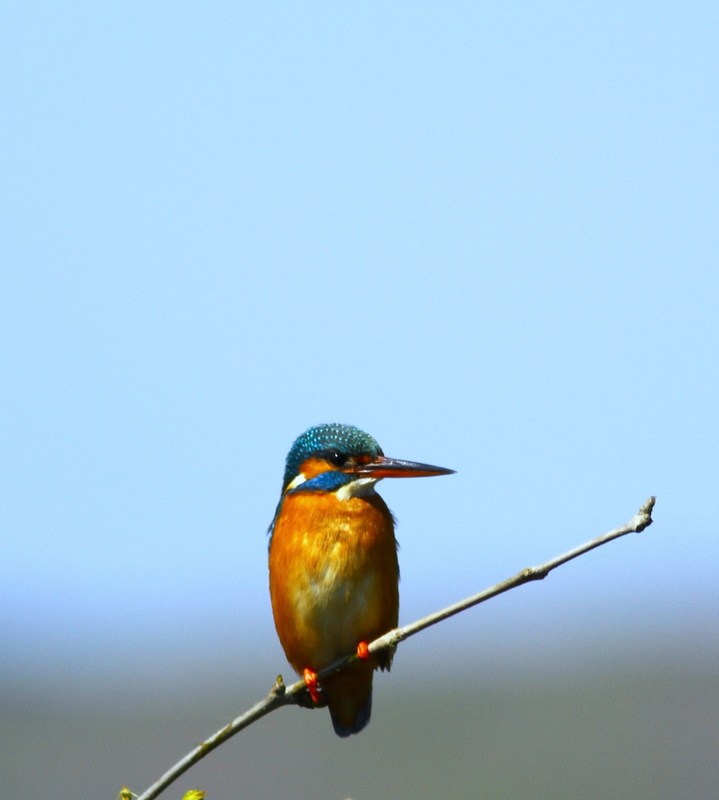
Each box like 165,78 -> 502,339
356,640 -> 370,661
303,668 -> 322,703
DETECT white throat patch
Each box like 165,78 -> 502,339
334,476 -> 378,501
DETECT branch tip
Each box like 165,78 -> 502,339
633,496 -> 656,532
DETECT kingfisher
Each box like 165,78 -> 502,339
268,423 -> 454,737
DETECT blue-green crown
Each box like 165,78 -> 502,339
282,423 -> 383,491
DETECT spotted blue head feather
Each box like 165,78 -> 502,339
281,423 -> 383,491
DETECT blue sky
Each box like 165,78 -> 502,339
2,2 -> 717,689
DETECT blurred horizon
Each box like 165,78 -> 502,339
4,646 -> 718,799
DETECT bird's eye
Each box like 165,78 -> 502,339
326,450 -> 347,467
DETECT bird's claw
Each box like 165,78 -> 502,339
303,668 -> 322,703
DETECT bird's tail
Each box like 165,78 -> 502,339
322,661 -> 375,738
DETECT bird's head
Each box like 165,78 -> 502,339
280,423 -> 454,499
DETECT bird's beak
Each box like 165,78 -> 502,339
351,455 -> 455,479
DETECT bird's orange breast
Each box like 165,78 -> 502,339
268,489 -> 399,675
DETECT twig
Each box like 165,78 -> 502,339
135,496 -> 655,800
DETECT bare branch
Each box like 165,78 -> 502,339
135,496 -> 655,800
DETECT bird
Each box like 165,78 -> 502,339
268,423 -> 454,737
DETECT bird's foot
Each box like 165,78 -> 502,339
303,668 -> 322,704
356,640 -> 370,661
